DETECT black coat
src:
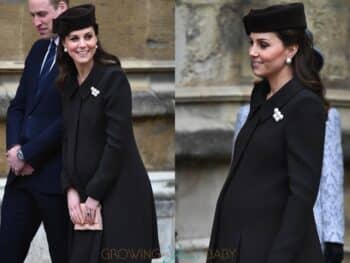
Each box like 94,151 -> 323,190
61,63 -> 160,262
207,78 -> 326,263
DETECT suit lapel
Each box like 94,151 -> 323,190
28,66 -> 58,114
28,40 -> 56,114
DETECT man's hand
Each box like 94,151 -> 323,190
6,145 -> 25,175
20,164 -> 35,176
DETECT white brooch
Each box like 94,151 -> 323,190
90,86 -> 100,97
273,108 -> 284,122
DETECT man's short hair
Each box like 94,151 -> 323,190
50,0 -> 69,9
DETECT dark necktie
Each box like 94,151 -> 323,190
36,40 -> 56,97
39,40 -> 56,80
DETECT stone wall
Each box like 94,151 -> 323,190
176,0 -> 350,262
176,0 -> 349,88
0,0 -> 174,61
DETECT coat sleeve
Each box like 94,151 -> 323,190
6,43 -> 36,149
20,117 -> 62,168
320,108 -> 344,243
86,70 -> 132,201
267,95 -> 326,263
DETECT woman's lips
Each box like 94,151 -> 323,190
251,61 -> 262,68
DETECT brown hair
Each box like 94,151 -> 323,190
50,0 -> 69,9
276,29 -> 329,110
56,24 -> 121,89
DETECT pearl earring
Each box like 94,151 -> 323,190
286,57 -> 292,64
64,47 -> 68,52
95,45 -> 98,49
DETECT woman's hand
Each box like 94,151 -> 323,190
67,188 -> 84,225
84,196 -> 100,225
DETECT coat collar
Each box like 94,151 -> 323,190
78,63 -> 103,99
249,77 -> 303,123
63,62 -> 103,100
247,79 -> 268,119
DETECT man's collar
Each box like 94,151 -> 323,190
50,35 -> 59,46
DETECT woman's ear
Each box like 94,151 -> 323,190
288,45 -> 299,59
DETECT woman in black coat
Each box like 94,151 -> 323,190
207,3 -> 327,263
53,5 -> 160,263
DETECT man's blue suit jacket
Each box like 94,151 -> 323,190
6,39 -> 63,194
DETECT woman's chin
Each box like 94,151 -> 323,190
252,70 -> 265,78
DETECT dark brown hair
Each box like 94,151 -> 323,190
276,29 -> 329,110
56,24 -> 121,89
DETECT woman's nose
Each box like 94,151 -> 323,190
78,39 -> 87,47
249,45 -> 258,57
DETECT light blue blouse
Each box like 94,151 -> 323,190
232,104 -> 344,248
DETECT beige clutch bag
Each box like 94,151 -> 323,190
74,203 -> 103,231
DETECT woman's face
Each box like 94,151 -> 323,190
63,26 -> 98,68
248,32 -> 295,78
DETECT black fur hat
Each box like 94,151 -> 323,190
53,4 -> 98,37
243,3 -> 307,34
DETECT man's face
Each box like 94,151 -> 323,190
28,0 -> 66,39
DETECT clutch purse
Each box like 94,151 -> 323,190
74,203 -> 103,231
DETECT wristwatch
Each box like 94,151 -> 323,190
17,149 -> 25,161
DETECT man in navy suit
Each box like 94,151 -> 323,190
0,1 -> 69,262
